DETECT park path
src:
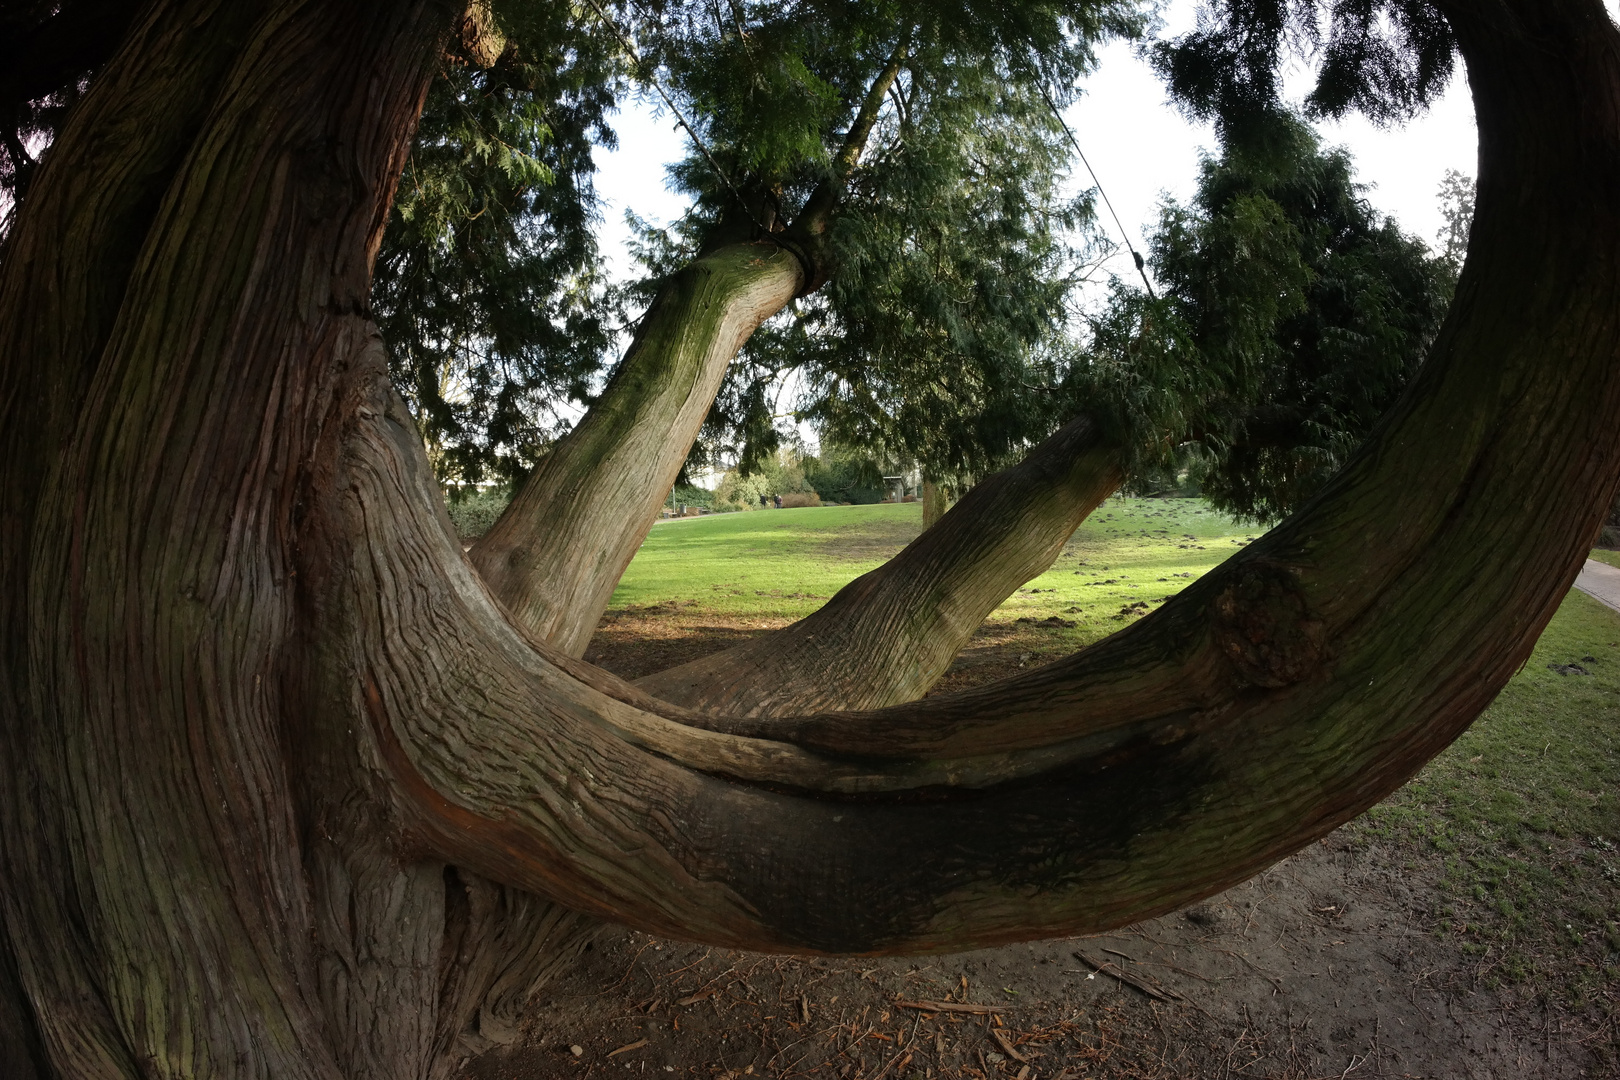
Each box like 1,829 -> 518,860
1576,557 -> 1620,612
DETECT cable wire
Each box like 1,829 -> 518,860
1038,82 -> 1156,298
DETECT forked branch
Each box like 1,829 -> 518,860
636,414 -> 1124,716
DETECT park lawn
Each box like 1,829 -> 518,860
1355,587 -> 1620,1002
610,496 -> 1257,642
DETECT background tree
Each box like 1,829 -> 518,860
372,3 -> 619,485
1084,112 -> 1454,522
467,0 -> 1141,655
1435,167 -> 1475,274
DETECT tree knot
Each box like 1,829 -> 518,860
1210,561 -> 1327,688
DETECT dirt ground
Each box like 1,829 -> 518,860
448,614 -> 1620,1079
465,836 -> 1606,1080
582,607 -> 1082,695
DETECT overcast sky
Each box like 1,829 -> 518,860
590,0 -> 1492,292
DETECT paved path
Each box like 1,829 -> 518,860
1576,558 -> 1620,613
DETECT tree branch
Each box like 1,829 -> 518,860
786,43 -> 909,288
635,414 -> 1125,716
469,242 -> 803,656
347,0 -> 1620,953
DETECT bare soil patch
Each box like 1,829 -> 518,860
464,829 -> 1609,1079
583,606 -> 1065,692
584,605 -> 795,681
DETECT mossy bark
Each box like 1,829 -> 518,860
470,245 -> 802,657
0,3 -> 597,1075
637,415 -> 1124,715
2,1 -> 1619,1076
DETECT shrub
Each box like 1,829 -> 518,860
781,492 -> 822,508
444,485 -> 512,539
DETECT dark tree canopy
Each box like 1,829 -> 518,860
1087,111 -> 1454,522
371,3 -> 620,484
371,0 -> 1142,485
1153,0 -> 1459,131
0,0 -> 141,236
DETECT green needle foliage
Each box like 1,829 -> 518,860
1152,0 -> 1457,133
1086,111 -> 1454,522
617,0 -> 1139,482
371,2 -> 619,485
792,75 -> 1101,485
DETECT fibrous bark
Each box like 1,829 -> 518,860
338,0 -> 1620,956
637,414 -> 1124,715
0,2 -> 594,1075
469,48 -> 904,657
470,243 -> 802,656
1,1 -> 1618,1077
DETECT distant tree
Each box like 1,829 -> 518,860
1435,167 -> 1475,275
1091,113 -> 1455,524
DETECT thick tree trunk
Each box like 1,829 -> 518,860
470,245 -> 801,656
0,2 -> 597,1076
637,415 -> 1124,715
921,478 -> 954,527
4,0 -> 1620,1076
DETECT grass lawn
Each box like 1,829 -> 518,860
609,499 -> 1620,1005
1357,588 -> 1620,1002
613,496 -> 1258,645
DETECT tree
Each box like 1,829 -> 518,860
466,0 -> 1136,656
3,1 -> 1620,1077
370,2 -> 619,486
1094,111 -> 1454,523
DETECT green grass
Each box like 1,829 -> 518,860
611,496 -> 1255,636
610,503 -> 926,619
1354,588 -> 1620,1001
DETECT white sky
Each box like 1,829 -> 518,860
591,0 -> 1487,294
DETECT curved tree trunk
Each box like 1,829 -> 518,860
3,1 -> 1620,1078
469,245 -> 802,656
327,0 -> 1620,956
0,2 -> 597,1076
637,414 -> 1124,715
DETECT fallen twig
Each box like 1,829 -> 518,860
990,1027 -> 1029,1063
1073,950 -> 1183,1003
606,1039 -> 648,1058
895,999 -> 1008,1015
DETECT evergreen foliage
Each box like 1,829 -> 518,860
1152,0 -> 1458,132
790,77 -> 1101,487
371,2 -> 619,484
623,0 -> 1138,484
1087,112 -> 1454,523
1435,167 -> 1475,274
